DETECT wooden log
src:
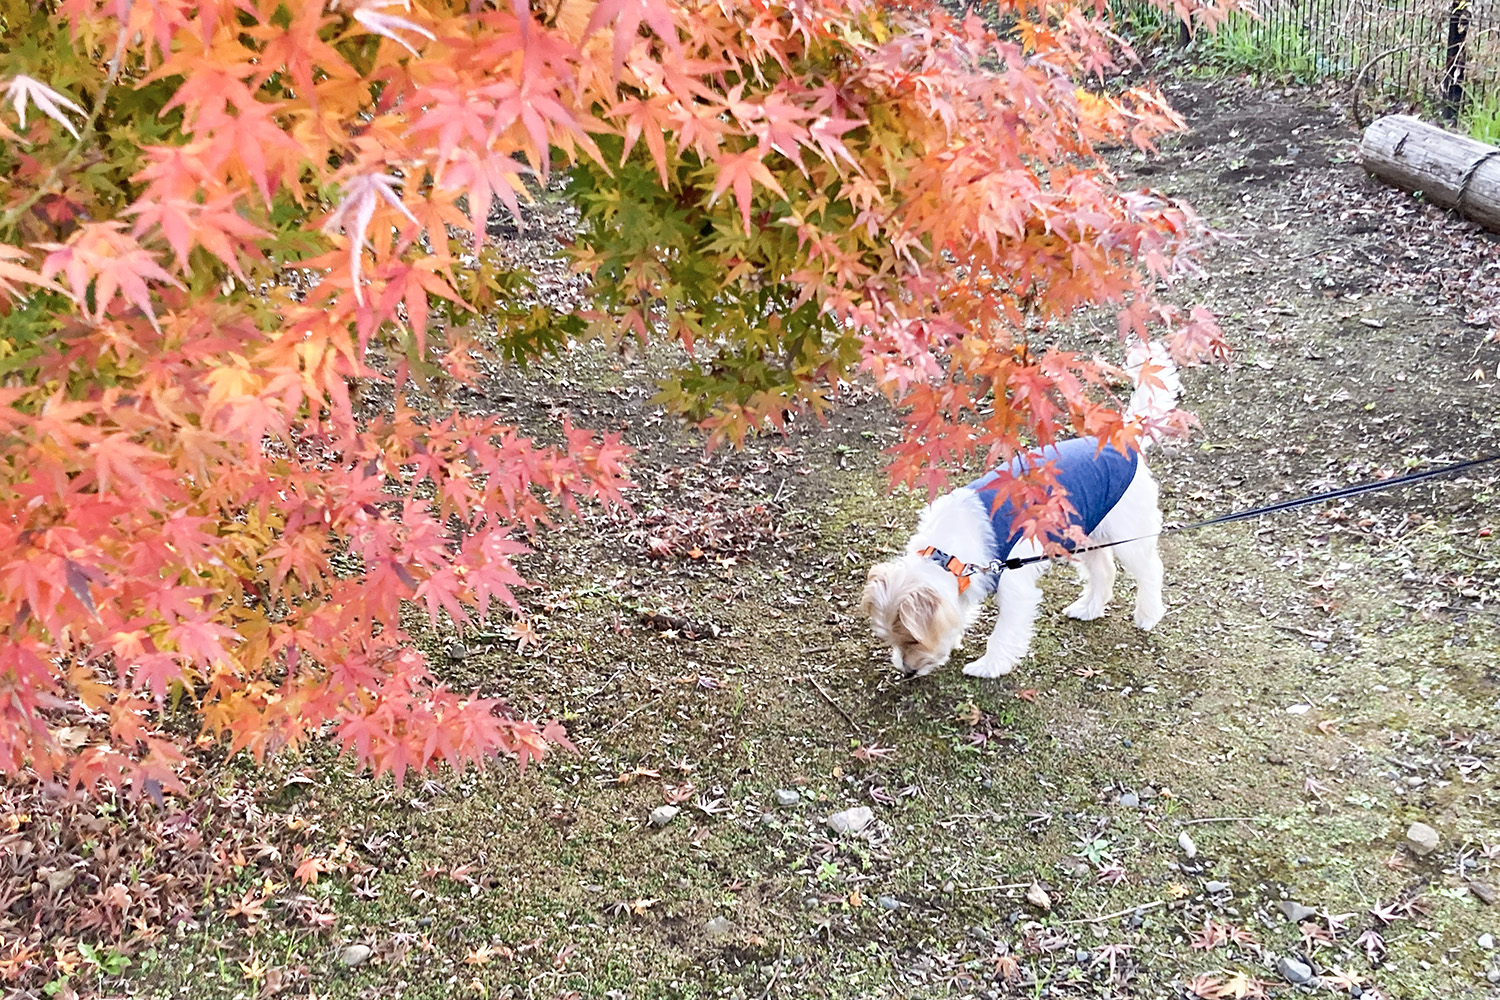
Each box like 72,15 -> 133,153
1465,158 -> 1500,233
1360,114 -> 1500,232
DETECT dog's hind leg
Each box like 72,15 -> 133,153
1090,460 -> 1165,631
1062,547 -> 1116,621
963,562 -> 1048,678
1114,538 -> 1165,630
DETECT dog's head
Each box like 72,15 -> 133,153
860,557 -> 964,677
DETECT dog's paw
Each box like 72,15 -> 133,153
962,656 -> 1016,678
1133,605 -> 1164,631
1063,599 -> 1106,621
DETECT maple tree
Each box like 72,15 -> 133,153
0,0 -> 1230,799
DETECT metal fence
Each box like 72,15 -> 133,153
1122,0 -> 1500,122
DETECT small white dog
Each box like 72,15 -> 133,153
861,344 -> 1181,679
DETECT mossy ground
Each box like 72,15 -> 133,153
123,80 -> 1500,1000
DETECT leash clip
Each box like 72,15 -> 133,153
918,546 -> 1012,593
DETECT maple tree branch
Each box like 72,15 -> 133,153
0,6 -> 133,232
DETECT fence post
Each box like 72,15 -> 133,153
1442,0 -> 1472,122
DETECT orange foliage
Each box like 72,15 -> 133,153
0,0 -> 1228,796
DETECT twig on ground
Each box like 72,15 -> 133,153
1063,899 -> 1167,925
585,664 -> 631,700
1443,604 -> 1500,618
806,676 -> 860,734
603,698 -> 660,736
935,812 -> 1005,828
759,944 -> 786,999
1273,623 -> 1333,639
959,882 -> 1031,894
1179,815 -> 1263,826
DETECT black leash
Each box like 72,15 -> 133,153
971,452 -> 1500,575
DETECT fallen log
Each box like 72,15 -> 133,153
1360,114 -> 1500,232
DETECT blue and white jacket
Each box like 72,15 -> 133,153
970,436 -> 1139,553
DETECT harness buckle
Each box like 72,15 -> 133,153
918,546 -> 973,593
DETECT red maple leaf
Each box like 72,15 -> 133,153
38,222 -> 180,327
585,0 -> 682,80
708,148 -> 788,234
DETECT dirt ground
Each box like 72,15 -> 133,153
118,78 -> 1500,999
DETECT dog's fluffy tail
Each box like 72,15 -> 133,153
1124,340 -> 1180,450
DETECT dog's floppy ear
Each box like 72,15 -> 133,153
897,585 -> 951,647
859,563 -> 892,617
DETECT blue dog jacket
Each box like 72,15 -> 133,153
970,437 -> 1139,553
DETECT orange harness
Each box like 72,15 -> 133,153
917,546 -> 976,594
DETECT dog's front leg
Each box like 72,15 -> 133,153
963,565 -> 1046,678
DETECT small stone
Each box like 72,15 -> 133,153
1405,821 -> 1440,856
1025,882 -> 1052,912
1118,792 -> 1139,808
1178,831 -> 1197,859
827,806 -> 874,835
878,895 -> 901,911
1278,900 -> 1318,923
704,916 -> 732,939
1276,955 -> 1313,985
1205,880 -> 1230,894
340,944 -> 373,968
1480,933 -> 1495,950
444,641 -> 469,661
1074,949 -> 1092,966
774,789 -> 801,807
1488,966 -> 1500,985
649,805 -> 680,827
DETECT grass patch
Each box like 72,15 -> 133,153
1464,88 -> 1500,145
1110,0 -> 1182,47
1196,12 -> 1325,84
